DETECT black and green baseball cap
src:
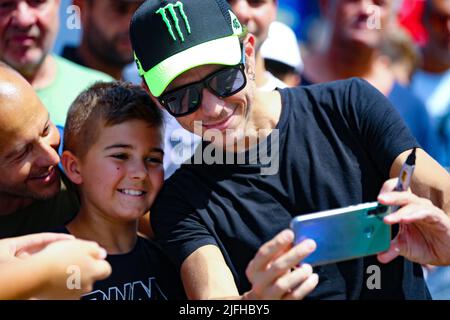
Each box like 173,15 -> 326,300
130,0 -> 243,97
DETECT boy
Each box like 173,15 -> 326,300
56,81 -> 184,300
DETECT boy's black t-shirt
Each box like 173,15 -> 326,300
55,227 -> 185,300
151,78 -> 430,299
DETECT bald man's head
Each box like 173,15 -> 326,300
0,64 -> 61,202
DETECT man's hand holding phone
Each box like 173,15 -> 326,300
243,230 -> 319,300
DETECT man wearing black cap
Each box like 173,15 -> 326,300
131,0 -> 450,299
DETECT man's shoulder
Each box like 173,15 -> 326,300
283,77 -> 371,100
53,55 -> 113,82
279,77 -> 375,116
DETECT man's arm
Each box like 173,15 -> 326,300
181,245 -> 239,299
180,231 -> 319,300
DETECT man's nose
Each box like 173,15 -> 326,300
35,141 -> 60,168
199,89 -> 224,119
11,2 -> 37,28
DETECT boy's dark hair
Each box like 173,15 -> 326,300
64,81 -> 163,159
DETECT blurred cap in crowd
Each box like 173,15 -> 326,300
260,21 -> 303,73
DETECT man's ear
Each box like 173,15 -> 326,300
244,33 -> 256,60
243,33 -> 257,79
61,150 -> 83,185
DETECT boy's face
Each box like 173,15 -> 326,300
73,119 -> 164,221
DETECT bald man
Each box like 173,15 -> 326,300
0,64 -> 79,238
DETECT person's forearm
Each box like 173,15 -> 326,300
0,257 -> 53,300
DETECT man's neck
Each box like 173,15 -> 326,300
77,41 -> 123,80
421,46 -> 450,74
234,89 -> 282,153
20,55 -> 57,90
66,206 -> 138,255
255,52 -> 271,88
0,193 -> 34,216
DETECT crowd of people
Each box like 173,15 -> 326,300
0,0 -> 449,300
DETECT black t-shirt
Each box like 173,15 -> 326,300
55,227 -> 185,300
151,78 -> 430,299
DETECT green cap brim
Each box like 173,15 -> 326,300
143,35 -> 241,97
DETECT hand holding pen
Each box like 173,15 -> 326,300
375,148 -> 450,266
391,148 -> 416,212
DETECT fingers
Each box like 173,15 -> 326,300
246,230 -> 294,276
14,233 -> 75,256
266,264 -> 317,299
246,231 -> 317,299
377,191 -> 419,208
80,241 -> 108,260
377,239 -> 401,264
378,178 -> 399,195
284,273 -> 319,300
263,239 -> 316,286
90,259 -> 112,282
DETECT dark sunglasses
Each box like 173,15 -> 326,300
159,53 -> 247,118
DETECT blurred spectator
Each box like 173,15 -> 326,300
301,0 -> 441,160
398,0 -> 428,45
227,0 -> 286,90
261,21 -> 303,87
0,0 -> 112,127
411,0 -> 450,166
62,0 -> 143,81
410,0 -> 450,300
379,28 -> 421,86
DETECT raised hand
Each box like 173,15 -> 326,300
244,230 -> 319,300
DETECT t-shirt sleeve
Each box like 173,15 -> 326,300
151,177 -> 218,271
347,78 -> 419,175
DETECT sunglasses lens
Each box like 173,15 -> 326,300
162,85 -> 201,117
209,67 -> 246,97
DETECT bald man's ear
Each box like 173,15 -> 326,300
61,150 -> 83,185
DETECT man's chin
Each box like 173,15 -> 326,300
27,178 -> 61,201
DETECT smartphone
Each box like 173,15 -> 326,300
290,202 -> 391,266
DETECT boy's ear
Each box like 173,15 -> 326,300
61,150 -> 83,185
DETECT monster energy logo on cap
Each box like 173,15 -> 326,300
156,1 -> 191,42
130,0 -> 244,97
